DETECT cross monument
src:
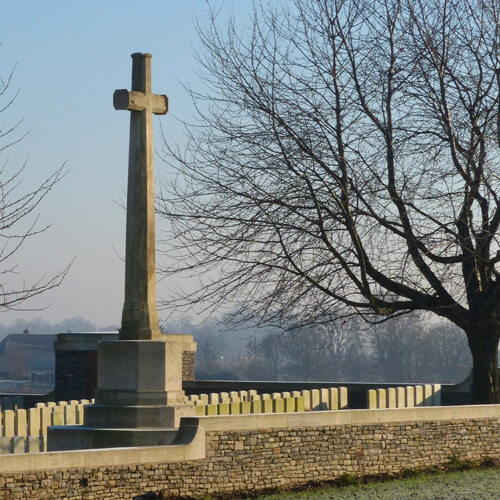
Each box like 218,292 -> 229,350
113,52 -> 167,340
47,53 -> 196,451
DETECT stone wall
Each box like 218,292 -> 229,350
0,405 -> 498,499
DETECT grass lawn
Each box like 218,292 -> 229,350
248,467 -> 500,499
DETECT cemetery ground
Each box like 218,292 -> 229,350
247,464 -> 500,500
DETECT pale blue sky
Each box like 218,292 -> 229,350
0,1 -> 260,327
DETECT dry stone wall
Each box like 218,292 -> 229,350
0,407 -> 498,499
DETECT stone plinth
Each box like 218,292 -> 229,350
95,335 -> 193,406
48,334 -> 197,451
54,332 -> 196,403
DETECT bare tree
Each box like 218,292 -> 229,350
159,0 -> 500,402
245,332 -> 283,380
424,322 -> 471,382
0,61 -> 67,310
319,322 -> 364,380
369,316 -> 423,381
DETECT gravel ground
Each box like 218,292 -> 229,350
249,468 -> 500,499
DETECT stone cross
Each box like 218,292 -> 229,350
114,53 -> 168,340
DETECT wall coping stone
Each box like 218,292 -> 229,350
190,403 -> 500,432
0,421 -> 204,473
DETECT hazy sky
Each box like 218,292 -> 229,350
0,1 -> 258,327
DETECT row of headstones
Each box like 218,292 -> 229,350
367,384 -> 441,409
186,387 -> 349,416
0,387 -> 349,454
0,399 -> 95,454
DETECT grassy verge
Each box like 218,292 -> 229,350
246,461 -> 500,500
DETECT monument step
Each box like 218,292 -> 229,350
85,404 -> 195,428
95,389 -> 186,406
47,425 -> 178,451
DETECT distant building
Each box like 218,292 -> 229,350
0,333 -> 56,390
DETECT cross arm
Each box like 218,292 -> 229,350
113,89 -> 168,115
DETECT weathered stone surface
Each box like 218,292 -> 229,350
251,400 -> 262,414
396,387 -> 406,408
272,398 -> 284,413
262,399 -> 273,413
27,408 -> 40,436
240,401 -> 251,414
0,437 -> 11,454
3,411 -> 14,437
26,436 -> 41,453
14,409 -> 26,437
415,385 -> 424,407
94,337 -> 195,407
423,384 -> 433,406
319,388 -> 329,410
115,53 -> 166,341
51,407 -> 65,426
376,389 -> 387,409
329,388 -> 338,410
387,388 -> 397,408
339,387 -> 348,409
218,403 -> 229,415
367,389 -> 377,409
311,389 -> 320,410
406,386 -> 415,407
11,436 -> 24,454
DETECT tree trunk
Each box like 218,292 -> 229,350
467,328 -> 499,404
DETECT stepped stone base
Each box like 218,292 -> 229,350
47,425 -> 179,451
84,404 -> 195,429
48,335 -> 197,451
48,404 -> 195,451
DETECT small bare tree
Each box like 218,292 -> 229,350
0,62 -> 67,311
159,0 -> 500,402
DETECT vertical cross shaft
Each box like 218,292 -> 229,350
114,53 -> 168,340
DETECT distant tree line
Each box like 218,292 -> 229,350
0,314 -> 472,385
188,316 -> 471,384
